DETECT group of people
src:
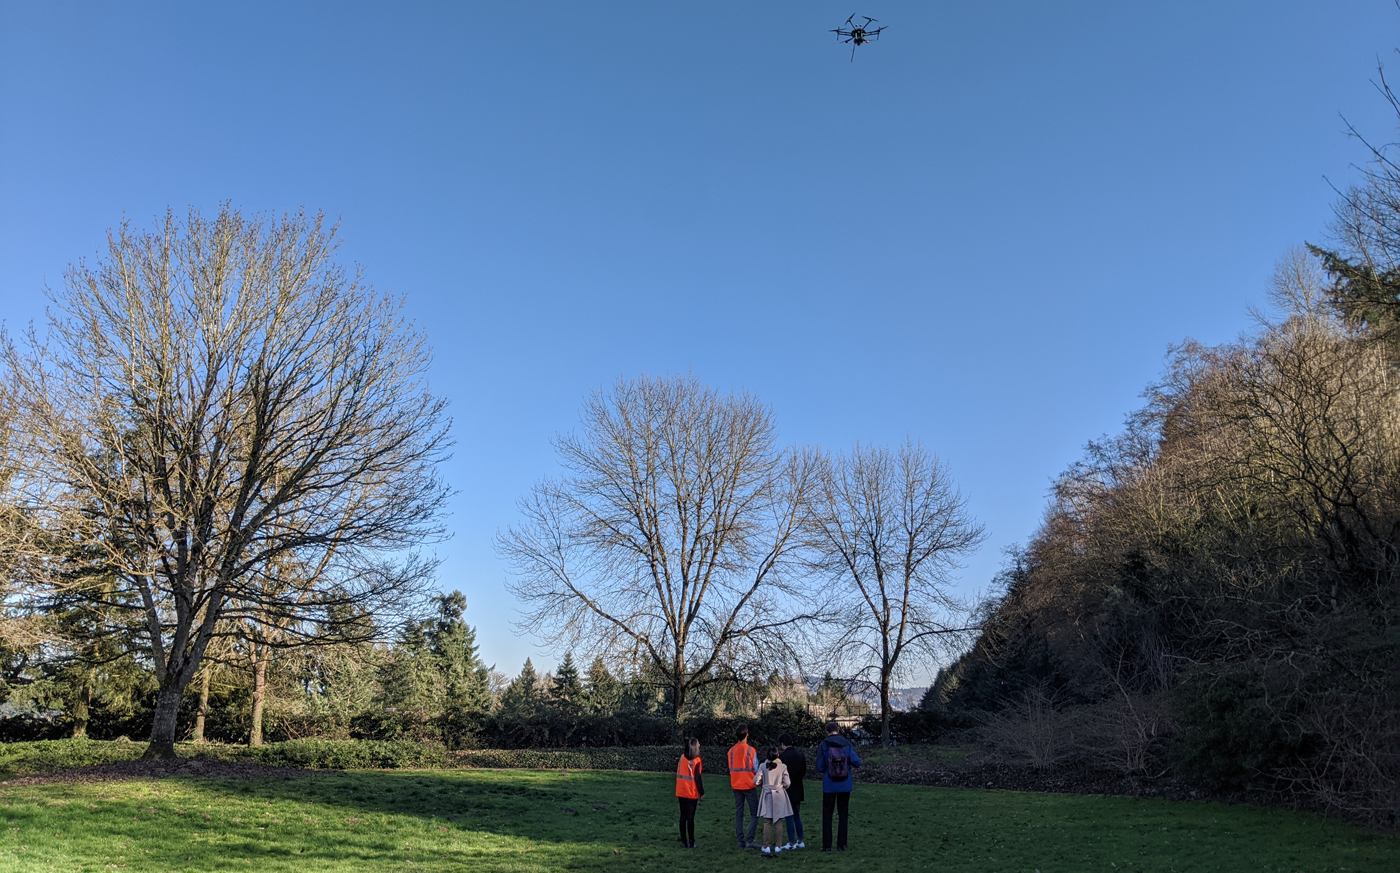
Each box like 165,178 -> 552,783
673,719 -> 864,855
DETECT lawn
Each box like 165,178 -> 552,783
1,768 -> 1396,872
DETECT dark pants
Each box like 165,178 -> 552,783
821,791 -> 850,849
784,800 -> 804,844
733,787 -> 758,844
678,797 -> 698,845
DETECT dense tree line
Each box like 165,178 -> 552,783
0,585 -> 864,750
935,239 -> 1400,820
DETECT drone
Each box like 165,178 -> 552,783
831,15 -> 885,62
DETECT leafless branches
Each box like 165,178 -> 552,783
1,205 -> 451,757
805,441 -> 985,744
498,374 -> 817,717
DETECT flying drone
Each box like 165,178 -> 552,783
831,15 -> 885,62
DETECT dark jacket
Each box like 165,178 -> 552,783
814,734 -> 862,794
778,746 -> 806,805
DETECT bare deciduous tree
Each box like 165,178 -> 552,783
1,205 -> 451,758
498,374 -> 816,718
806,441 -> 985,746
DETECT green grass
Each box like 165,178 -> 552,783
1,769 -> 1396,872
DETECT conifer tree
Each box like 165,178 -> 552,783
583,656 -> 620,714
498,658 -> 541,719
550,652 -> 583,704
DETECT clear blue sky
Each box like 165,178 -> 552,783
3,2 -> 1397,681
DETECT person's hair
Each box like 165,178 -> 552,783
824,720 -> 841,734
684,737 -> 700,760
778,732 -> 795,747
765,745 -> 780,764
735,724 -> 749,741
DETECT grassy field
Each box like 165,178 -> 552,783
1,768 -> 1396,872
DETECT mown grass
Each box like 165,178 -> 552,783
1,769 -> 1395,872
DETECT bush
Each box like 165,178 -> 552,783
858,710 -> 954,745
0,738 -> 145,775
0,736 -> 825,777
451,746 -> 681,772
1170,668 -> 1299,791
679,705 -> 826,749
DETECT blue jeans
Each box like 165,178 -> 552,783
784,801 -> 804,844
733,788 -> 758,844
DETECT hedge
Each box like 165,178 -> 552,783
0,738 -> 840,777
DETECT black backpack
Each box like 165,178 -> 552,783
825,740 -> 850,782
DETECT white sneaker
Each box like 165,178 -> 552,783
781,844 -> 793,851
795,841 -> 806,849
761,847 -> 772,855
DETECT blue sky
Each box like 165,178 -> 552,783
3,2 -> 1398,681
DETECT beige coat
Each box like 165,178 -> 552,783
756,760 -> 793,820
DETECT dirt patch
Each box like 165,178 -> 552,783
0,758 -> 340,787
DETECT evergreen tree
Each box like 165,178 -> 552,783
550,652 -> 583,703
426,591 -> 494,745
583,656 -> 620,714
498,658 -> 541,719
375,590 -> 492,745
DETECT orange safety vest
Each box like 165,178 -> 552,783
727,741 -> 758,789
675,755 -> 701,799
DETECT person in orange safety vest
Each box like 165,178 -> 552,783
728,724 -> 761,848
675,737 -> 705,848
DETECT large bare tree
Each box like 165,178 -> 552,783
499,374 -> 816,718
2,206 -> 451,758
806,441 -> 985,745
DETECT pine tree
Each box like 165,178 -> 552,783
427,591 -> 493,745
583,656 -> 620,714
551,652 -> 583,703
498,658 -> 541,719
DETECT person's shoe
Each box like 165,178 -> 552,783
761,847 -> 772,855
837,846 -> 846,851
821,847 -> 832,852
795,842 -> 806,849
746,840 -> 762,849
780,843 -> 792,851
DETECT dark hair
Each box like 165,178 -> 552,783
778,732 -> 795,747
735,724 -> 749,741
684,737 -> 700,760
765,745 -> 780,764
824,720 -> 841,734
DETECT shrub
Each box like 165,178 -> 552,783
0,739 -> 144,775
857,710 -> 953,745
450,746 -> 680,772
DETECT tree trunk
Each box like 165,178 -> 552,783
880,677 -> 892,747
192,667 -> 211,743
70,671 -> 93,739
143,682 -> 185,760
671,677 -> 687,722
249,649 -> 267,746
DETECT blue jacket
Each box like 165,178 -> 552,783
814,735 -> 862,793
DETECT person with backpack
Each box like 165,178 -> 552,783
727,724 -> 761,848
674,737 -> 705,849
777,732 -> 807,850
814,719 -> 863,852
